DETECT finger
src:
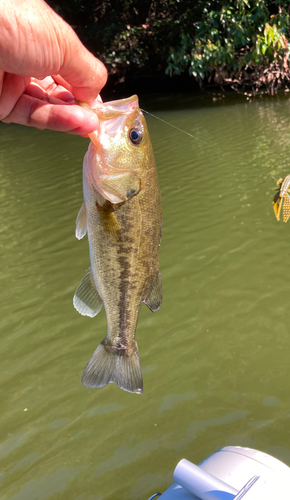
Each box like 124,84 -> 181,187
26,78 -> 75,103
52,76 -> 105,108
2,93 -> 99,134
52,74 -> 74,94
0,73 -> 30,120
24,80 -> 52,101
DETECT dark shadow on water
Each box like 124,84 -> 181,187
102,77 -> 290,113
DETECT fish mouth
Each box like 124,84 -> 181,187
87,95 -> 140,147
95,95 -> 139,118
94,95 -> 142,141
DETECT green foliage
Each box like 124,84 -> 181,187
166,1 -> 290,85
254,22 -> 287,62
47,0 -> 183,75
47,0 -> 290,86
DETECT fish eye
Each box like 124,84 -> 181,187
129,128 -> 143,145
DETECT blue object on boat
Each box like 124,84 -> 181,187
148,446 -> 290,499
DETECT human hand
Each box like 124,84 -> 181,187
0,0 -> 107,135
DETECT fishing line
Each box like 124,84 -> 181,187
141,108 -> 230,156
141,108 -> 282,183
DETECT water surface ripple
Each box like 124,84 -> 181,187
1,94 -> 290,499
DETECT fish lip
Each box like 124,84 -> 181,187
95,95 -> 139,117
103,94 -> 139,109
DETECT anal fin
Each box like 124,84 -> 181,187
73,268 -> 103,317
144,268 -> 163,312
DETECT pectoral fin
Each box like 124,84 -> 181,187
96,201 -> 121,241
73,268 -> 103,317
99,172 -> 141,204
144,268 -> 163,312
76,201 -> 87,239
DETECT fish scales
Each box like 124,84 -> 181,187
74,95 -> 162,394
87,165 -> 161,348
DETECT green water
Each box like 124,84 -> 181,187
1,92 -> 290,500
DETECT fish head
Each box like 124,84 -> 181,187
84,95 -> 153,204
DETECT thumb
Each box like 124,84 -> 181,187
56,24 -> 107,105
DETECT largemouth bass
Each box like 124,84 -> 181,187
74,95 -> 162,394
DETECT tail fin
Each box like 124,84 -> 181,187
81,341 -> 143,394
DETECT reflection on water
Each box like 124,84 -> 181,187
1,93 -> 290,499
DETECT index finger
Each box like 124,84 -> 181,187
3,92 -> 99,134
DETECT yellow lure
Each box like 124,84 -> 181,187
273,175 -> 290,222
